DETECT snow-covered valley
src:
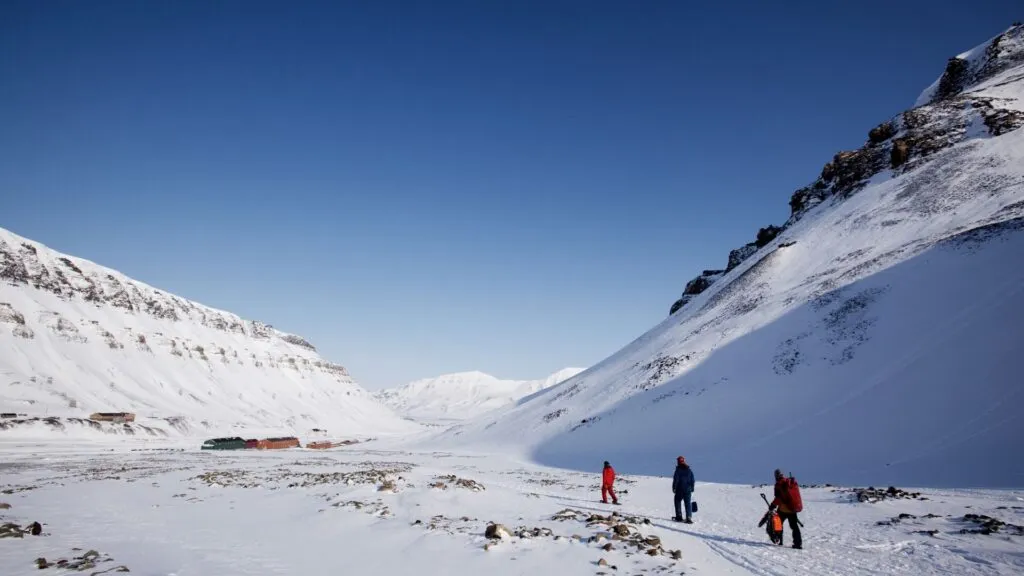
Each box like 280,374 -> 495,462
1,443 -> 1022,576
2,21 -> 1024,576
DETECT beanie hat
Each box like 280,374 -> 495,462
677,456 -> 686,465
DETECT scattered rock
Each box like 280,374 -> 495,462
485,523 -> 512,540
960,513 -> 1024,536
1,521 -> 44,539
0,502 -> 10,509
850,486 -> 924,503
613,524 -> 630,537
877,512 -> 919,526
31,549 -> 123,572
669,549 -> 682,560
434,475 -> 485,491
602,542 -> 614,551
551,509 -> 580,522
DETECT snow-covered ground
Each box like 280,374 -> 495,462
1,444 -> 1022,576
375,368 -> 585,424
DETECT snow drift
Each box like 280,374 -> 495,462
438,24 -> 1024,489
0,226 -> 416,439
375,368 -> 585,423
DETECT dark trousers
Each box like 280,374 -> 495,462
778,511 -> 802,547
674,491 -> 692,520
602,485 -> 617,504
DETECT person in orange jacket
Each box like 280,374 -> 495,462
602,461 -> 620,505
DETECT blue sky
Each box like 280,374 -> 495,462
1,1 -> 1018,389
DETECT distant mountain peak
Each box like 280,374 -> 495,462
376,367 -> 586,423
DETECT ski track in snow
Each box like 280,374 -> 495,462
1,443 -> 1022,576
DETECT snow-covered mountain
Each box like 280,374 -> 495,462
436,24 -> 1024,488
375,367 -> 585,423
0,226 -> 417,439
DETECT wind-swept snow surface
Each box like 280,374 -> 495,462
375,368 -> 585,423
1,446 -> 1022,576
0,226 -> 417,439
437,25 -> 1024,489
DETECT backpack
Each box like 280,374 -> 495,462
759,509 -> 784,545
783,476 -> 803,513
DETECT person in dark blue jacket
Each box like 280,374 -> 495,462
672,456 -> 695,523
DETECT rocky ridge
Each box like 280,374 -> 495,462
0,225 -> 416,437
670,23 -> 1024,316
0,228 -> 346,378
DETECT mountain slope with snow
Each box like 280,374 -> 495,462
436,24 -> 1024,489
375,368 -> 585,423
0,226 -> 417,439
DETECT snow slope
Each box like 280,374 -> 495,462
0,226 -> 417,439
436,25 -> 1024,489
375,367 -> 585,423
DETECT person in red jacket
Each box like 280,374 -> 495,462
601,461 -> 619,505
768,468 -> 803,549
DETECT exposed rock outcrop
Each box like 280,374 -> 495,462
670,23 -> 1024,316
924,23 -> 1024,105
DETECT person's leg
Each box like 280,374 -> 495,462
683,491 -> 693,521
777,512 -> 790,545
673,493 -> 683,520
790,513 -> 802,548
609,485 -> 618,504
601,485 -> 609,503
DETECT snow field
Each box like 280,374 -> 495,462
1,446 -> 1022,576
